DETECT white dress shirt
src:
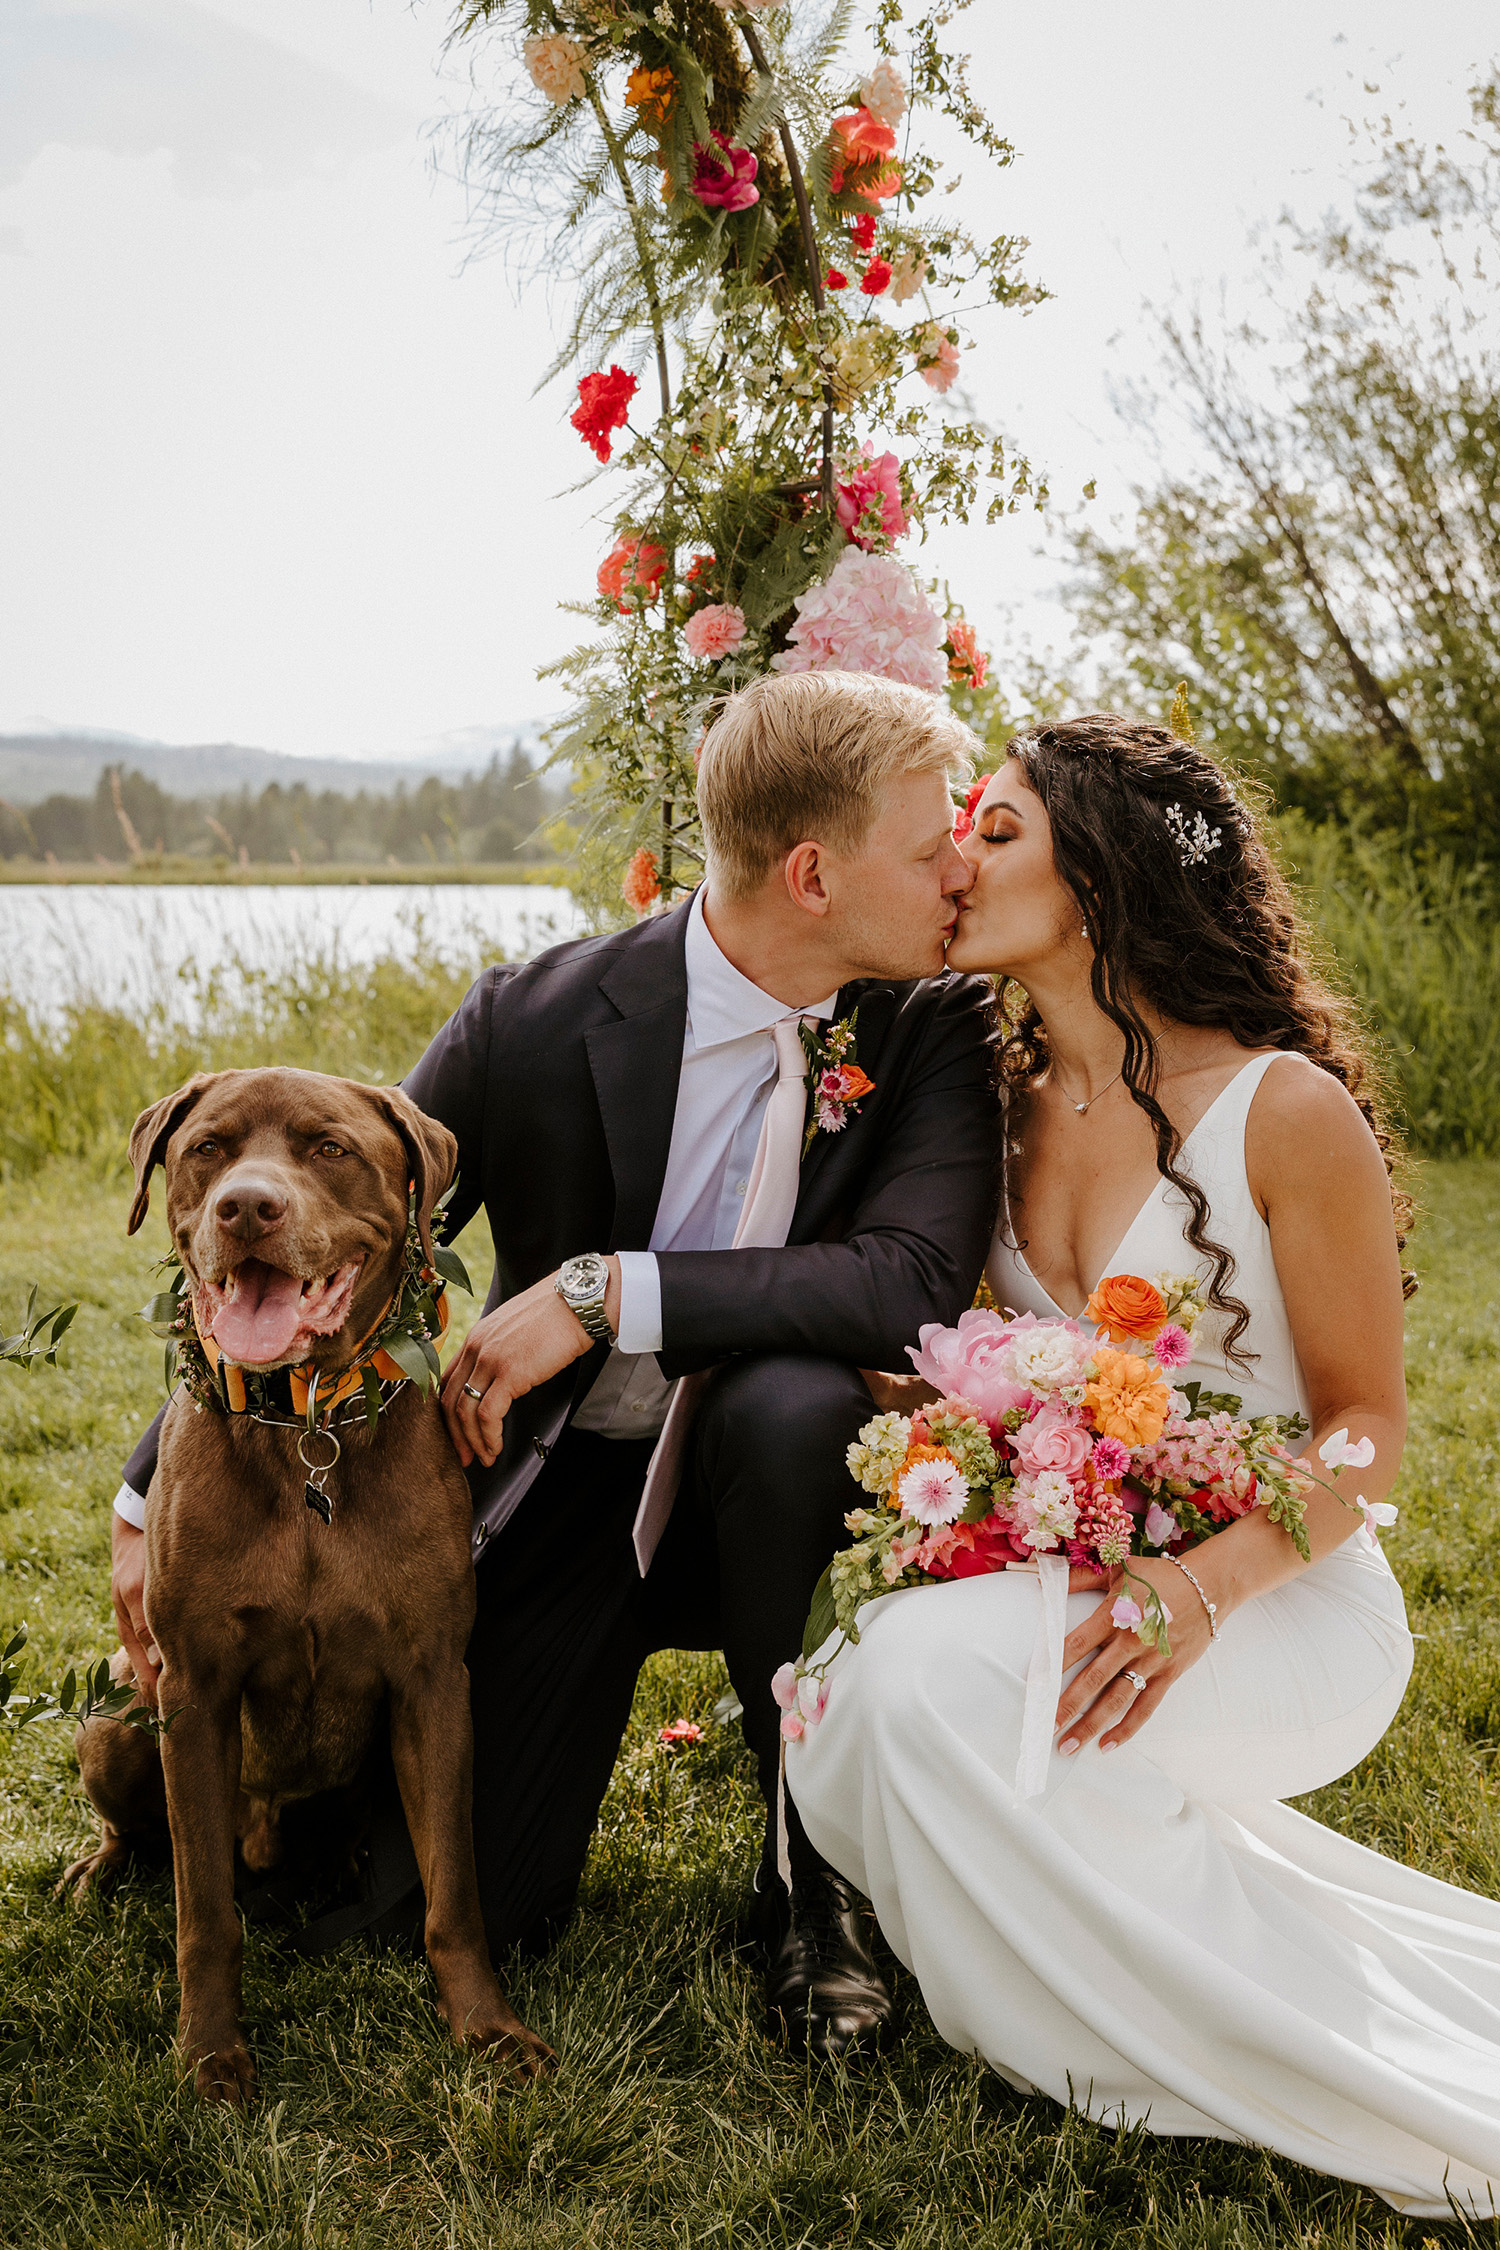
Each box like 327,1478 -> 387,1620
113,887 -> 834,1520
572,886 -> 837,1437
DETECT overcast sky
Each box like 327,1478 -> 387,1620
1,0 -> 1493,760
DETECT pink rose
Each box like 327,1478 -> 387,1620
1012,1409 -> 1092,1482
690,131 -> 759,212
907,1309 -> 1030,1433
683,602 -> 747,662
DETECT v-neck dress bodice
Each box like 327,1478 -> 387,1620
987,1051 -> 1310,1422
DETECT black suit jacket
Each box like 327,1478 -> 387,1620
403,894 -> 1002,1556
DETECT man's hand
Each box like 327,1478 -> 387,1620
110,1512 -> 160,1707
441,1258 -> 623,1470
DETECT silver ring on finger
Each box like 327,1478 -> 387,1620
1123,1669 -> 1148,1695
462,1382 -> 486,1402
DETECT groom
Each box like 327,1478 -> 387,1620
110,669 -> 1000,2057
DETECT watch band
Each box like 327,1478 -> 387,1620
555,1254 -> 616,1347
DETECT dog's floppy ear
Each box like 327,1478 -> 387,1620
126,1075 -> 221,1236
370,1087 -> 458,1266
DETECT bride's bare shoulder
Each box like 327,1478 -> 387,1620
1244,1052 -> 1391,1209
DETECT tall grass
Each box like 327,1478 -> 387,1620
1,842 -> 1496,1179
1277,816 -> 1500,1157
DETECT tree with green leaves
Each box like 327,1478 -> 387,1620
1066,66 -> 1500,859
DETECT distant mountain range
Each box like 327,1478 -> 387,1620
0,721 -> 547,807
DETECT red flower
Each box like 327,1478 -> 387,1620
952,770 -> 994,842
658,1718 -> 704,1749
829,108 -> 903,201
598,535 -> 668,610
571,365 -> 638,462
849,212 -> 877,251
947,618 -> 990,690
826,266 -> 849,290
622,847 -> 662,916
690,131 -> 759,211
860,255 -> 893,296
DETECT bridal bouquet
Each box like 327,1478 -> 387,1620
777,1271 -> 1377,1740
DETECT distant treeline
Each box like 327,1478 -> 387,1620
0,747 -> 567,868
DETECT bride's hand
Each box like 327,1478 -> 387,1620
1053,1554 -> 1218,1757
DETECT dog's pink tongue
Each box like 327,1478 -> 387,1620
212,1261 -> 306,1365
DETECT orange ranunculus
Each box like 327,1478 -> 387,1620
1084,1347 -> 1172,1448
1085,1271 -> 1168,1344
626,64 -> 675,127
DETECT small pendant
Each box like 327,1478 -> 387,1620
1074,1100 -> 1088,1114
304,1480 -> 333,1525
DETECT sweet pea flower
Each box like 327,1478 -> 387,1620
770,1661 -> 798,1712
780,1709 -> 805,1742
1359,1495 -> 1399,1538
1144,1501 -> 1178,1548
1111,1596 -> 1143,1629
796,1675 -> 829,1725
658,1719 -> 703,1748
1319,1428 -> 1377,1469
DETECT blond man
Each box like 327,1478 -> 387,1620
113,671 -> 1000,2057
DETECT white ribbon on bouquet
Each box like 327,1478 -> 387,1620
1015,1552 -> 1072,1800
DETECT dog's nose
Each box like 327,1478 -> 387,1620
214,1173 -> 288,1241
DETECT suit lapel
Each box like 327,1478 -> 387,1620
585,900 -> 692,1251
792,978 -> 897,1221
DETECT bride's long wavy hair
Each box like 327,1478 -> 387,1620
996,714 -> 1415,1364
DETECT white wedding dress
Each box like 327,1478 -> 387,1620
789,1054 -> 1500,2218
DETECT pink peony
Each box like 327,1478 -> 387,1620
683,602 -> 747,662
1012,1409 -> 1092,1483
907,1308 -> 1032,1432
690,132 -> 759,211
1092,1435 -> 1130,1480
1153,1323 -> 1193,1368
772,547 -> 948,690
835,443 -> 908,550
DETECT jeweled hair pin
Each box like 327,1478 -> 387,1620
1165,801 -> 1223,868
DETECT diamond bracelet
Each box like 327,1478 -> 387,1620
1165,1553 -> 1220,1640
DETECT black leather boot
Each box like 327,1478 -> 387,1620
762,1870 -> 893,2061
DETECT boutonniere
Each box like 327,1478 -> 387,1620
800,1010 -> 875,1151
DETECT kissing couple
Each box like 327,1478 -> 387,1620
114,670 -> 1500,2215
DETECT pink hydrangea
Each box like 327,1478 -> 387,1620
772,547 -> 948,690
683,602 -> 747,662
835,444 -> 908,550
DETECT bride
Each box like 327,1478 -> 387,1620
787,713 -> 1500,2219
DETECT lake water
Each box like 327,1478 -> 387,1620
0,883 -> 587,1022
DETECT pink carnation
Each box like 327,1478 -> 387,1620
1153,1323 -> 1193,1368
683,602 -> 747,662
690,132 -> 759,211
835,444 -> 908,550
772,546 -> 948,690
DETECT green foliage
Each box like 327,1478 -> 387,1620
0,1288 -> 76,1373
1065,65 -> 1500,858
1,1154 -> 1496,2244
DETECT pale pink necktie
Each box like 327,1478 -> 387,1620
631,1015 -> 811,1574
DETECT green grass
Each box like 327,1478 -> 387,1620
1,1159 -> 1497,2248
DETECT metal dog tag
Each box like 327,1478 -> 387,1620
304,1479 -> 333,1525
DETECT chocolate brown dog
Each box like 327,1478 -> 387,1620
63,1066 -> 550,2101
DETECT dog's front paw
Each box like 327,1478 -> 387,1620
441,1990 -> 555,2077
54,1829 -> 132,1902
190,2042 -> 257,2106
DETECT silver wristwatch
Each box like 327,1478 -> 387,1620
555,1252 -> 616,1347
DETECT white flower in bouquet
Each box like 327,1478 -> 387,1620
523,33 -> 588,104
1008,1324 -> 1094,1397
860,58 -> 907,128
846,1410 -> 911,1494
1015,1469 -> 1079,1551
897,1452 -> 970,1526
773,547 -> 948,690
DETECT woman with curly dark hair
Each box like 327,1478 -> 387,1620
789,715 -> 1500,2218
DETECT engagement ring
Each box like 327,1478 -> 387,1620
1124,1670 -> 1148,1695
462,1383 -> 486,1402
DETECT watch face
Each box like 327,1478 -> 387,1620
560,1253 -> 606,1302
